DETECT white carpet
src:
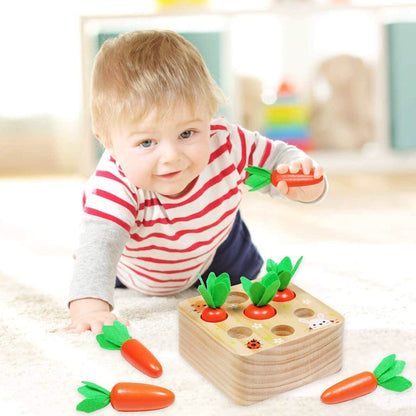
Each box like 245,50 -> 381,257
0,175 -> 415,416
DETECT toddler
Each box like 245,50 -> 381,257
68,30 -> 326,334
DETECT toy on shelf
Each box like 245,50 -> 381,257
267,256 -> 303,302
178,257 -> 344,405
240,270 -> 280,320
76,381 -> 175,413
96,321 -> 162,378
197,272 -> 231,323
245,165 -> 323,191
263,80 -> 312,151
321,354 -> 412,404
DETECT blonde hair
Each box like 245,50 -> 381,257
91,30 -> 225,144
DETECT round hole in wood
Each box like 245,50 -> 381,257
227,326 -> 253,339
225,291 -> 249,304
294,308 -> 315,318
271,325 -> 295,337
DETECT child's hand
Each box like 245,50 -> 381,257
276,158 -> 325,203
67,298 -> 129,335
67,311 -> 129,335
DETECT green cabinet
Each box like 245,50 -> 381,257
387,22 -> 416,150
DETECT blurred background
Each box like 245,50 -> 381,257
1,0 -> 416,177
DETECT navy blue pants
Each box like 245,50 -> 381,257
116,211 -> 263,288
198,211 -> 263,286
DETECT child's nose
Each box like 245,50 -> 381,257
160,141 -> 182,164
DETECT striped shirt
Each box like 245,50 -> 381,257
80,117 -> 306,297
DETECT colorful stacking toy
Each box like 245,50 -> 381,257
263,80 -> 312,151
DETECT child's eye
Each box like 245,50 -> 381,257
180,130 -> 193,139
138,139 -> 154,148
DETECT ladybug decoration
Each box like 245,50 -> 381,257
246,339 -> 261,350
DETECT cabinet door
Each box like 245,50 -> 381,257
387,22 -> 416,150
179,31 -> 223,89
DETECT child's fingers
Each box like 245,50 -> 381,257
103,316 -> 130,327
289,161 -> 301,174
92,317 -> 129,334
314,165 -> 324,179
300,158 -> 313,174
103,315 -> 118,326
66,320 -> 105,334
119,318 -> 130,326
65,315 -> 130,335
67,322 -> 92,334
90,322 -> 105,335
277,180 -> 289,195
276,164 -> 289,174
96,315 -> 122,334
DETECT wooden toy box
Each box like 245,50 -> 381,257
178,283 -> 344,405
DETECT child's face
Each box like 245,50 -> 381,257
107,103 -> 212,197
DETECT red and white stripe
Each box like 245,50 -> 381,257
82,118 -> 273,295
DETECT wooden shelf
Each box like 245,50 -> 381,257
79,2 -> 416,20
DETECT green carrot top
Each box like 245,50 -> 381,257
244,166 -> 272,191
77,381 -> 111,413
240,269 -> 280,307
96,321 -> 132,350
373,354 -> 412,392
266,256 -> 303,290
197,272 -> 231,309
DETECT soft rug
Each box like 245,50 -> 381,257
0,175 -> 415,416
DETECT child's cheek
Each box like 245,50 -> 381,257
196,146 -> 211,171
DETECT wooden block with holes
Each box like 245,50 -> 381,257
178,283 -> 344,405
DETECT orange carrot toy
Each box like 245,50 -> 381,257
240,269 -> 280,320
76,381 -> 174,412
96,321 -> 162,378
197,272 -> 231,323
321,354 -> 412,404
245,165 -> 323,191
266,256 -> 303,302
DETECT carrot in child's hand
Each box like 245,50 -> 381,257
76,381 -> 175,413
271,167 -> 323,188
321,354 -> 412,404
96,321 -> 162,378
245,165 -> 323,191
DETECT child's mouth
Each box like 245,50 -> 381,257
157,170 -> 182,179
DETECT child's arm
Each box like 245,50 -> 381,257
68,215 -> 130,334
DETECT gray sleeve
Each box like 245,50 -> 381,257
256,140 -> 328,204
68,214 -> 130,309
